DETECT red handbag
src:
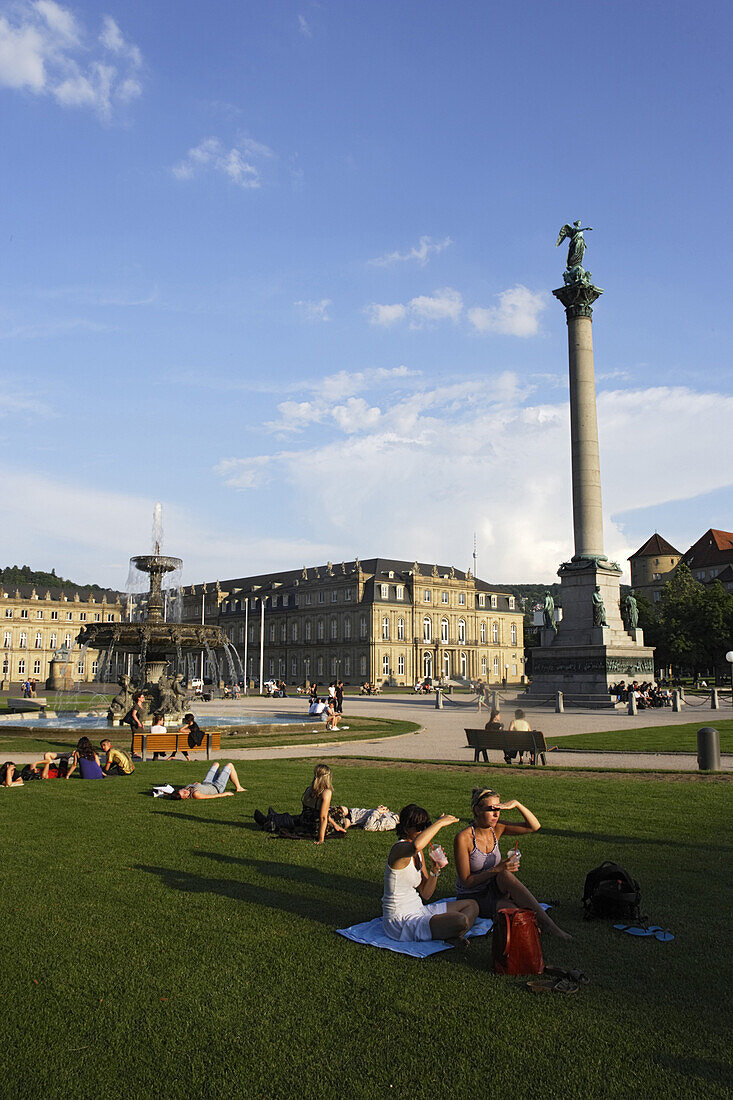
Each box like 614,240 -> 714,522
492,908 -> 545,975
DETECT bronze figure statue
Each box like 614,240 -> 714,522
556,220 -> 593,269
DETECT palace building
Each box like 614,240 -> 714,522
0,584 -> 124,688
178,557 -> 525,688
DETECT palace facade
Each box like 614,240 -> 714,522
179,557 -> 525,687
0,584 -> 125,688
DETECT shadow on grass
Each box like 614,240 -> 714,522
134,861 -> 374,927
541,826 -> 733,853
152,808 -> 259,828
193,849 -> 376,899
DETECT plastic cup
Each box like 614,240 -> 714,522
506,848 -> 521,867
429,843 -> 449,868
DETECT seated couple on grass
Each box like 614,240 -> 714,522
381,789 -> 571,944
253,763 -> 347,844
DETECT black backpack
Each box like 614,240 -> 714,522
582,861 -> 641,921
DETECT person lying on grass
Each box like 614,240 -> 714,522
65,737 -> 105,780
2,761 -> 24,787
453,787 -> 571,941
168,762 -> 246,800
382,804 -> 478,945
23,751 -> 74,779
253,762 -> 347,844
338,805 -> 399,831
99,739 -> 135,776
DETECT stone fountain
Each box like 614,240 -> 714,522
76,530 -> 242,726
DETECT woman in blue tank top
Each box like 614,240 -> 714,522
453,788 -> 571,940
65,737 -> 105,780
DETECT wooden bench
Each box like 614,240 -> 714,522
130,730 -> 221,762
465,728 -> 549,766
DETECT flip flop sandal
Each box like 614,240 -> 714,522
613,924 -> 654,936
647,927 -> 675,942
526,978 -> 579,995
545,966 -> 590,985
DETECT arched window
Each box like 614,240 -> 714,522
423,617 -> 432,643
443,652 -> 451,678
344,617 -> 351,640
382,616 -> 390,640
304,620 -> 312,641
492,622 -> 499,644
511,623 -> 517,645
330,617 -> 338,640
280,623 -> 286,642
458,619 -> 466,644
480,621 -> 486,643
397,617 -> 405,640
493,656 -> 499,676
481,655 -> 487,676
423,651 -> 433,678
291,622 -> 298,642
360,616 -> 367,639
317,619 -> 324,640
441,618 -> 449,642
269,624 -> 276,642
460,652 -> 467,678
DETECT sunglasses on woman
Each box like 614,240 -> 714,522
477,804 -> 500,813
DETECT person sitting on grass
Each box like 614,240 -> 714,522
324,699 -> 349,732
253,763 -> 347,844
453,787 -> 571,940
100,739 -> 135,777
167,712 -> 205,762
65,737 -> 105,780
169,762 -> 246,800
2,761 -> 24,787
382,805 -> 478,944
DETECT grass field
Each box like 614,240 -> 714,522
0,715 -> 419,756
562,719 -> 733,754
1,760 -> 731,1099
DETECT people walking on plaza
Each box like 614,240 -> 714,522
335,680 -> 344,714
381,805 -> 478,944
453,788 -> 571,940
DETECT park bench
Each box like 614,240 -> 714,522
464,727 -> 549,766
130,729 -> 221,762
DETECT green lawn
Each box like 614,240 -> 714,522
1,761 -> 731,1098
0,715 -> 419,755
561,719 -> 733,754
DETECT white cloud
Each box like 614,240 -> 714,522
297,14 -> 312,37
0,1 -> 143,120
366,303 -> 407,327
172,135 -> 273,189
369,235 -> 452,267
215,382 -> 733,582
294,298 -> 332,322
467,285 -> 548,337
263,365 -> 419,433
367,287 -> 463,328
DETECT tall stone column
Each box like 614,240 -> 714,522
552,279 -> 605,561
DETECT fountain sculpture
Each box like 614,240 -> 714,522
76,515 -> 242,725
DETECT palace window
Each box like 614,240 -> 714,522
491,595 -> 497,609
36,610 -> 43,619
291,658 -> 298,678
317,657 -> 324,676
458,593 -> 466,606
441,591 -> 449,604
2,658 -> 7,674
269,624 -> 276,642
18,659 -> 25,675
76,613 -> 83,621
50,633 -> 57,648
344,617 -> 351,640
317,619 -> 324,641
64,634 -> 72,648
239,626 -> 245,643
34,659 -> 41,675
480,621 -> 487,643
344,657 -> 350,676
397,618 -> 405,641
360,655 -> 367,676
423,617 -> 432,643
458,619 -> 466,644
35,633 -> 42,649
508,597 -> 515,610
305,621 -> 312,641
381,584 -> 389,599
492,623 -> 499,644
4,609 -> 12,617
423,652 -> 433,678
396,586 -> 404,600
3,631 -> 10,647
77,660 -> 85,675
382,616 -> 390,641
398,654 -> 404,676
382,655 -> 389,676
423,590 -> 431,603
511,624 -> 517,645
249,625 -> 255,643
460,652 -> 467,678
107,613 -> 115,622
481,656 -> 487,676
479,594 -> 485,607
441,618 -> 449,643
19,632 -> 27,648
269,659 -> 275,676
330,618 -> 338,640
493,656 -> 499,676
318,592 -> 325,604
291,623 -> 298,642
345,587 -> 353,601
20,609 -> 28,619
305,593 -> 312,605
93,613 -> 100,622
360,616 -> 367,639
331,658 -> 337,676
331,590 -> 338,603
280,623 -> 286,642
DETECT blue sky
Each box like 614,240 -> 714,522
1,0 -> 731,588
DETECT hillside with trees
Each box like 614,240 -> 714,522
0,565 -> 112,594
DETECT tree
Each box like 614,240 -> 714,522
654,564 -> 733,676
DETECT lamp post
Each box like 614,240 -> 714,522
726,650 -> 733,708
243,598 -> 249,694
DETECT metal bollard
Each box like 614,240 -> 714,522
555,691 -> 564,714
491,691 -> 498,712
435,688 -> 443,710
697,726 -> 720,771
628,693 -> 637,716
711,688 -> 719,710
672,690 -> 681,713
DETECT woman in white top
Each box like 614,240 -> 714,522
382,804 -> 478,944
506,708 -> 531,764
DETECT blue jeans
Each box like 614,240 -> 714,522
202,763 -> 232,793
